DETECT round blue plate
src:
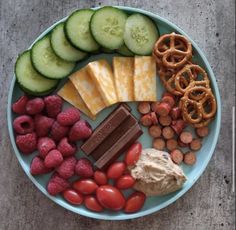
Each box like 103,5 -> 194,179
7,6 -> 221,220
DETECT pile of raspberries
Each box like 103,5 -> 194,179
12,95 -> 94,195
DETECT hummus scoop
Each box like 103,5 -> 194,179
130,148 -> 187,196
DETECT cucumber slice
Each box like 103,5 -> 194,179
65,9 -> 100,52
51,22 -> 87,62
90,6 -> 128,50
124,14 -> 160,55
31,36 -> 76,79
116,44 -> 134,56
15,51 -> 58,96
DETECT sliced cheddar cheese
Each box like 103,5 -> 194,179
113,57 -> 134,102
134,56 -> 157,101
87,60 -> 118,106
69,67 -> 106,116
57,80 -> 96,120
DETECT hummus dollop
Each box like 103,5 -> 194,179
130,148 -> 187,196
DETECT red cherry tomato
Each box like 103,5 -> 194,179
84,195 -> 104,212
63,189 -> 84,205
96,185 -> 125,211
125,142 -> 142,166
115,175 -> 136,190
73,179 -> 98,195
124,191 -> 146,213
94,170 -> 107,185
107,162 -> 126,179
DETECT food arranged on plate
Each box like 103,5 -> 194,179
152,32 -> 216,128
130,148 -> 186,196
60,56 -> 156,118
81,104 -> 143,169
137,91 -> 210,165
11,6 -> 217,215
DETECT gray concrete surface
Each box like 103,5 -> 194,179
0,0 -> 235,229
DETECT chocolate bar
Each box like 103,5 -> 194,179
81,104 -> 131,155
94,123 -> 143,170
120,102 -> 131,112
91,115 -> 137,160
81,103 -> 143,169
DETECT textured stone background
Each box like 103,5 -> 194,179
0,0 -> 235,229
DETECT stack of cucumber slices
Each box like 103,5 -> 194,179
15,6 -> 160,96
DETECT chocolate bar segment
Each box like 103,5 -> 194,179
120,103 -> 131,112
91,115 -> 137,160
94,123 -> 143,170
81,104 -> 131,155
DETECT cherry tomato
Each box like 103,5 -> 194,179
94,170 -> 107,185
107,162 -> 126,179
96,185 -> 125,211
115,174 -> 136,190
125,142 -> 142,166
84,195 -> 103,212
73,179 -> 98,195
63,189 -> 84,205
124,191 -> 146,213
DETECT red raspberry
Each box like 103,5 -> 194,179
47,173 -> 70,196
69,120 -> 92,142
44,95 -> 63,118
16,132 -> 37,154
13,115 -> 34,134
30,156 -> 52,175
75,158 -> 94,178
37,137 -> 56,158
26,98 -> 45,115
57,137 -> 77,157
56,156 -> 77,179
12,95 -> 29,114
34,114 -> 54,137
51,121 -> 69,142
44,149 -> 63,168
57,108 -> 80,126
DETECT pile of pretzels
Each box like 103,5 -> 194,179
153,32 -> 216,128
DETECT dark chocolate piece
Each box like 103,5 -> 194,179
81,104 -> 130,155
94,123 -> 143,170
91,115 -> 137,160
120,103 -> 131,112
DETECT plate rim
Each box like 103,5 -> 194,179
7,6 -> 221,220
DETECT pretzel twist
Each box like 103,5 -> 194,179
153,32 -> 192,69
180,86 -> 216,127
175,64 -> 210,95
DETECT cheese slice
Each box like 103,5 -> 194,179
134,56 -> 157,101
113,57 -> 134,102
57,80 -> 96,120
69,67 -> 106,116
87,60 -> 118,106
